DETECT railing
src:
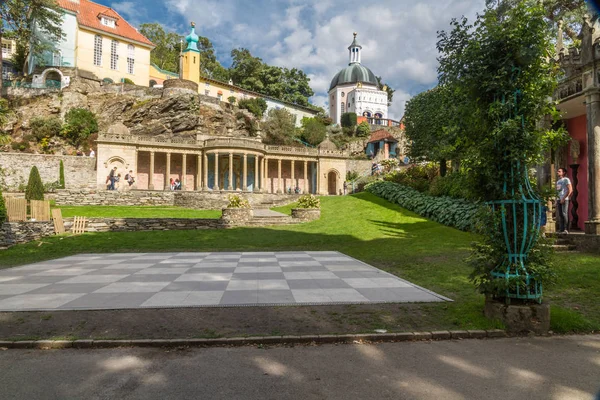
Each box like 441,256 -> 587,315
98,134 -> 349,157
366,117 -> 401,127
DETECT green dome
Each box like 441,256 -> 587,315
329,64 -> 378,91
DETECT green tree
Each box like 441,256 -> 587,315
375,76 -> 395,106
0,186 -> 6,223
300,117 -> 326,146
29,116 -> 62,141
61,108 -> 98,147
227,96 -> 236,105
340,112 -> 357,129
0,0 -> 64,91
262,108 -> 296,145
403,86 -> 461,176
139,23 -> 182,73
25,165 -> 44,200
58,159 -> 65,189
0,99 -> 11,144
238,98 -> 268,118
356,121 -> 371,138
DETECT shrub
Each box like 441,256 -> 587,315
366,180 -> 482,232
43,180 -> 61,193
123,78 -> 135,85
61,108 -> 98,147
296,194 -> 320,209
58,160 -> 65,189
300,118 -> 327,146
228,96 -> 236,105
29,116 -> 62,141
238,98 -> 268,118
25,166 -> 44,200
346,170 -> 359,182
227,194 -> 250,208
384,163 -> 438,192
356,121 -> 371,138
11,140 -> 30,151
355,175 -> 380,192
428,172 -> 475,200
340,112 -> 357,128
262,108 -> 296,145
0,187 -> 6,223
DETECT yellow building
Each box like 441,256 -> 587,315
30,0 -> 154,86
2,38 -> 17,78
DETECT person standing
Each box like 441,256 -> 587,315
108,167 -> 117,190
556,167 -> 573,234
89,149 -> 95,157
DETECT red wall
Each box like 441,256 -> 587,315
565,115 -> 588,230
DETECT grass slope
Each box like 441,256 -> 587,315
57,206 -> 221,219
2,193 -> 598,334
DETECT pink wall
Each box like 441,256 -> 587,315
565,115 -> 588,230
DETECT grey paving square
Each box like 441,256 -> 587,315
0,251 -> 449,310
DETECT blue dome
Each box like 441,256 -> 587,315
329,63 -> 378,91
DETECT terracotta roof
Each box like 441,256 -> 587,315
56,0 -> 154,47
367,129 -> 398,143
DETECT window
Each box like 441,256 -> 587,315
94,35 -> 103,66
205,89 -> 210,96
217,94 -> 223,101
127,45 -> 134,74
341,103 -> 345,113
1,41 -> 12,56
341,92 -> 345,97
230,89 -> 234,94
52,51 -> 62,66
110,40 -> 118,70
101,17 -> 116,28
149,80 -> 157,87
205,82 -> 210,87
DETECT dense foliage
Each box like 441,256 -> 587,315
296,194 -> 320,209
30,116 -> 62,141
226,194 -> 250,209
0,187 -> 6,223
262,108 -> 296,145
366,181 -> 481,232
340,112 -> 357,129
59,159 -> 65,189
356,121 -> 371,138
300,118 -> 326,146
237,98 -> 268,118
61,108 -> 98,148
25,166 -> 44,201
384,164 -> 439,193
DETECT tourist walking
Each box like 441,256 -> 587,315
170,178 -> 175,191
343,181 -> 348,195
556,167 -> 573,234
125,170 -> 135,187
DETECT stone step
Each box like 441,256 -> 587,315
552,244 -> 577,252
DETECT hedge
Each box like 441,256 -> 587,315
365,180 -> 481,232
0,187 -> 6,223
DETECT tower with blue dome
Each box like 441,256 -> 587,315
328,33 -> 389,125
182,22 -> 200,83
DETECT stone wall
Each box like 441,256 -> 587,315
0,153 -> 96,191
54,189 -> 300,208
346,159 -> 373,177
55,189 -> 175,206
0,221 -> 55,248
62,217 -> 222,233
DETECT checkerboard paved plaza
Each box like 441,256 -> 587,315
0,252 -> 450,311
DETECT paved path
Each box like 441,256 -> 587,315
1,335 -> 598,399
0,252 -> 448,311
252,209 -> 288,217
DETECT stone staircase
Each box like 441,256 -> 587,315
246,209 -> 301,227
550,235 -> 578,252
252,195 -> 301,210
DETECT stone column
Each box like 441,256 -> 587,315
277,158 -> 282,193
203,152 -> 209,191
228,152 -> 234,191
148,151 -> 155,190
254,154 -> 259,192
196,153 -> 202,190
316,160 -> 321,195
214,152 -> 219,191
586,89 -> 600,234
181,153 -> 187,191
165,152 -> 171,190
291,160 -> 295,191
243,153 -> 248,191
303,160 -> 308,194
263,157 -> 268,193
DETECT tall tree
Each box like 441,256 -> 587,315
0,0 -> 64,91
375,76 -> 395,106
139,23 -> 182,73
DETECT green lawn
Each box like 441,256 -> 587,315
3,193 -> 598,334
56,205 -> 221,219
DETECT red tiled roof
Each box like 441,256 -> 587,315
56,0 -> 154,47
368,129 -> 398,143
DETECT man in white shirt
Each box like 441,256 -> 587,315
89,149 -> 95,157
556,167 -> 573,234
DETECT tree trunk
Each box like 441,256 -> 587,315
439,159 -> 447,177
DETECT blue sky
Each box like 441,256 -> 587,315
105,0 -> 485,119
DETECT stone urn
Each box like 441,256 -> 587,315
221,207 -> 253,227
291,208 -> 321,221
484,297 -> 550,334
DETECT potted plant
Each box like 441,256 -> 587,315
291,194 -> 321,221
221,194 -> 253,226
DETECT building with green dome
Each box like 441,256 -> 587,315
328,33 -> 389,125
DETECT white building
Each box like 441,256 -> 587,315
328,33 -> 388,125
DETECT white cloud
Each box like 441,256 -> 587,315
166,0 -> 485,119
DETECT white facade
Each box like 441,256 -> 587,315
264,97 -> 319,128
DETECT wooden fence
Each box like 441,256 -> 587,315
3,197 -> 51,222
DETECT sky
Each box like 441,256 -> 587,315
106,0 -> 486,119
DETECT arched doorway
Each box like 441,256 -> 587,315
327,171 -> 337,195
